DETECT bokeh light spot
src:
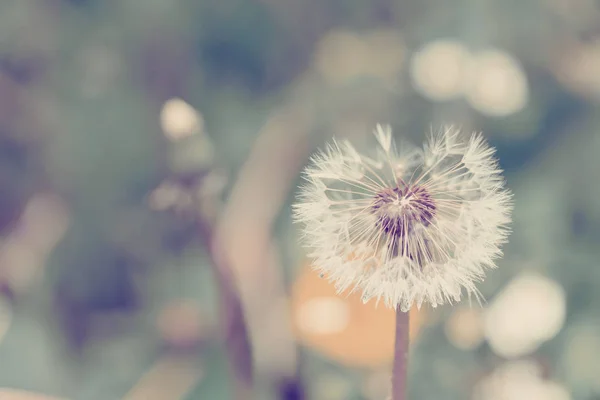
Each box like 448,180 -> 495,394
445,307 -> 484,350
296,296 -> 350,335
410,39 -> 470,101
484,273 -> 566,358
465,50 -> 529,116
473,360 -> 571,400
313,30 -> 369,85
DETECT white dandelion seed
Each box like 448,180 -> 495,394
293,125 -> 512,311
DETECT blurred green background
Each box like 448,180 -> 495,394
1,0 -> 600,399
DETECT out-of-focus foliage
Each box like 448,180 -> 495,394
1,0 -> 600,399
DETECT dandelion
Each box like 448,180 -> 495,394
294,124 -> 512,399
294,125 -> 512,311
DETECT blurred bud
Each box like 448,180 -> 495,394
160,98 -> 204,141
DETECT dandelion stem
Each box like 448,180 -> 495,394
392,307 -> 409,400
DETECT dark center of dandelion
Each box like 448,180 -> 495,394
370,184 -> 436,258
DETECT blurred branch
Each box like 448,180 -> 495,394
140,29 -> 256,397
140,24 -> 313,397
194,188 -> 254,399
217,106 -> 313,399
150,172 -> 255,398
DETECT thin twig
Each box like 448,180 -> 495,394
391,307 -> 409,400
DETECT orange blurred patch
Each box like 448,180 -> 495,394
291,265 -> 427,368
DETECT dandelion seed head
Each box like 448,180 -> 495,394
371,185 -> 436,233
293,124 -> 512,311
